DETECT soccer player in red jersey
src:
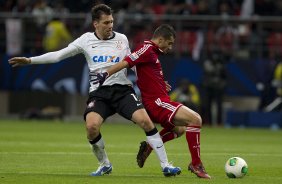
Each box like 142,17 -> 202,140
94,24 -> 211,179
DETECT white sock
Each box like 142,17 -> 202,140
91,138 -> 111,166
146,132 -> 169,168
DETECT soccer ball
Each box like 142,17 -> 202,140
225,157 -> 248,178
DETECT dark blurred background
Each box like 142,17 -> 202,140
0,0 -> 281,128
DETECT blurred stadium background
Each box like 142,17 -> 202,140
0,0 -> 281,128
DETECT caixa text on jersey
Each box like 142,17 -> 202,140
92,55 -> 120,63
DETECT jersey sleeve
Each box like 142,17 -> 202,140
123,34 -> 131,56
124,44 -> 152,68
30,33 -> 88,64
69,33 -> 86,52
30,44 -> 80,64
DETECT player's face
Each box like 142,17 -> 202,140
159,36 -> 175,54
94,14 -> 114,40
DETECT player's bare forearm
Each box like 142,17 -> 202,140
8,57 -> 31,67
107,60 -> 129,76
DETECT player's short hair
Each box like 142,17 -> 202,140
152,24 -> 176,40
91,4 -> 113,21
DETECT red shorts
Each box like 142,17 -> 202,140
143,97 -> 183,130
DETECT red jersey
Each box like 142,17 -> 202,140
124,40 -> 183,128
124,40 -> 169,102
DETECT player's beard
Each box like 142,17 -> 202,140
105,29 -> 112,38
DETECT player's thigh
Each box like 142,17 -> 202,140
173,106 -> 202,126
145,98 -> 181,130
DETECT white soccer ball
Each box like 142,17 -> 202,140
225,157 -> 248,178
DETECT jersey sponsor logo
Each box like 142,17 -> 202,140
129,52 -> 139,61
92,55 -> 120,63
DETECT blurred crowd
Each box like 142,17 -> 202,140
1,0 -> 282,16
1,0 -> 282,120
2,0 -> 282,58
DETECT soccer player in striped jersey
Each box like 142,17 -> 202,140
8,4 -> 181,177
95,24 -> 211,179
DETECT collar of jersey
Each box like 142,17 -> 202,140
144,40 -> 163,53
94,31 -> 116,40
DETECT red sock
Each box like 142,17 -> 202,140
186,126 -> 202,165
159,128 -> 177,143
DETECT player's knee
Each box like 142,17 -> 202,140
137,118 -> 155,132
193,112 -> 202,127
85,112 -> 103,138
132,109 -> 154,131
173,126 -> 186,137
86,121 -> 100,135
186,112 -> 202,127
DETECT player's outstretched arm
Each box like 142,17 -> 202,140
8,46 -> 79,67
93,60 -> 130,86
8,57 -> 31,67
107,60 -> 129,76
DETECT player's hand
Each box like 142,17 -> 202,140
165,81 -> 171,92
92,72 -> 109,86
8,57 -> 31,67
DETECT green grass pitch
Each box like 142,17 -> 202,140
0,119 -> 281,184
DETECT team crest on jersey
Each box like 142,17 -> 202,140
129,52 -> 139,61
88,101 -> 95,108
116,41 -> 122,50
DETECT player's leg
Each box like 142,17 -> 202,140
116,89 -> 181,176
84,98 -> 114,176
161,126 -> 186,142
131,109 -> 181,176
173,105 -> 211,179
137,126 -> 185,168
